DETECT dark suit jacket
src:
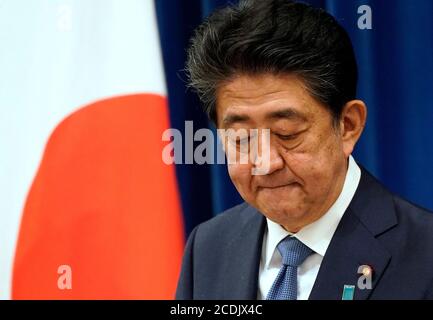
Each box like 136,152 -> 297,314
176,169 -> 433,299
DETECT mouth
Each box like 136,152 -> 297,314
258,182 -> 299,190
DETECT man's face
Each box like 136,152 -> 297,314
216,73 -> 350,232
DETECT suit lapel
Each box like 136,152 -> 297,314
309,168 -> 397,300
308,207 -> 392,300
222,206 -> 266,299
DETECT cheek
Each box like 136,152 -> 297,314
227,163 -> 253,191
280,136 -> 343,185
282,153 -> 323,185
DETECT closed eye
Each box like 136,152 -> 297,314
276,133 -> 299,141
236,137 -> 250,144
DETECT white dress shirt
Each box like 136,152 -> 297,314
258,155 -> 361,300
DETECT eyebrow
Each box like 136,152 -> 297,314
221,107 -> 307,127
222,114 -> 250,127
265,108 -> 308,122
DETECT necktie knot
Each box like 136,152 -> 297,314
277,236 -> 313,267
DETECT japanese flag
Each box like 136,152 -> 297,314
0,0 -> 184,299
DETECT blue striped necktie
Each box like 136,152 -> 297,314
266,236 -> 313,300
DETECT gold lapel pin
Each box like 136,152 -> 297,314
360,264 -> 373,277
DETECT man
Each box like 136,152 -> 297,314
176,0 -> 433,299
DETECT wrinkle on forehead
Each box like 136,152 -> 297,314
216,74 -> 319,128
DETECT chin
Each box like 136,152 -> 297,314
280,207 -> 308,221
260,202 -> 308,223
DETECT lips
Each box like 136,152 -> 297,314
258,182 -> 299,190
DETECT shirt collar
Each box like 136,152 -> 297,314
263,155 -> 361,268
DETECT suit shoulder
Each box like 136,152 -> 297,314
195,202 -> 251,233
392,194 -> 433,229
389,194 -> 433,263
191,202 -> 258,245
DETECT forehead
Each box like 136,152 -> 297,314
215,73 -> 325,127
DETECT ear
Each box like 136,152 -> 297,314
339,100 -> 367,157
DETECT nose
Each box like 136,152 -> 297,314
251,130 -> 284,176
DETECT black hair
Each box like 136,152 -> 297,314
186,0 -> 358,124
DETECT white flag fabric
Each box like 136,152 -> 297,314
0,0 -> 184,299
